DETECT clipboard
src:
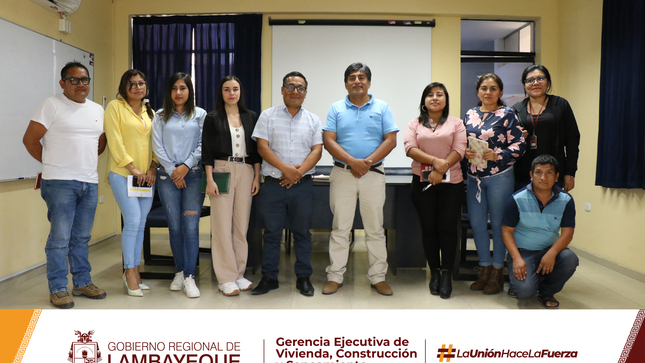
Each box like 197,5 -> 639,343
201,172 -> 231,194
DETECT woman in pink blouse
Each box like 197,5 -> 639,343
404,82 -> 467,299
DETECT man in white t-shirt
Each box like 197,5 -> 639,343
23,62 -> 107,309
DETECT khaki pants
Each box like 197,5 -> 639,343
326,165 -> 388,285
209,160 -> 253,283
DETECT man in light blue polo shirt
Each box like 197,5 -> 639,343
322,62 -> 399,296
251,71 -> 323,296
502,154 -> 578,308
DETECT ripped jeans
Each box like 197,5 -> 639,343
157,166 -> 205,277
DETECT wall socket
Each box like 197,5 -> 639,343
584,202 -> 591,212
99,195 -> 105,204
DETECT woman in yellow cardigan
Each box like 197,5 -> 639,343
105,69 -> 158,297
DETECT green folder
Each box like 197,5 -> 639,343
201,172 -> 231,194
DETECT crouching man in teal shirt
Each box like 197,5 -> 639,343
502,154 -> 578,308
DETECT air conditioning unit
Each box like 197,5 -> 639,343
28,0 -> 81,16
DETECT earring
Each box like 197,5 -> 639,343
421,105 -> 427,112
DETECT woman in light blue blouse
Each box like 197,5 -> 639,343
152,72 -> 206,298
463,73 -> 526,295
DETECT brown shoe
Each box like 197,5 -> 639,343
371,281 -> 393,296
470,265 -> 492,291
322,281 -> 342,295
72,283 -> 107,299
50,291 -> 74,309
483,267 -> 504,295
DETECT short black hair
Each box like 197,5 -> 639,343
344,62 -> 371,83
521,64 -> 552,94
61,61 -> 89,79
531,154 -> 558,173
282,71 -> 308,88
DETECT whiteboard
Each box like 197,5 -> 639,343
0,17 -> 94,182
272,25 -> 431,168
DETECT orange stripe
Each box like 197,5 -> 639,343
0,309 -> 41,363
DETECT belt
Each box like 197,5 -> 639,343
333,161 -> 384,175
216,156 -> 252,164
265,175 -> 312,183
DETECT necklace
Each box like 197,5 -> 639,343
428,116 -> 440,132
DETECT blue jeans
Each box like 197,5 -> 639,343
109,172 -> 154,269
40,179 -> 97,293
508,248 -> 579,298
259,177 -> 314,280
467,168 -> 514,268
157,166 -> 204,277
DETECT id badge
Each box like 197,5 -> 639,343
530,134 -> 538,149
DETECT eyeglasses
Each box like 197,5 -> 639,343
524,76 -> 547,85
283,84 -> 307,94
62,77 -> 91,85
129,81 -> 147,89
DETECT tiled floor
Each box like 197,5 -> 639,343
1,233 -> 644,310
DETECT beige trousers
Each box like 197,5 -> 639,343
326,165 -> 388,285
209,160 -> 253,284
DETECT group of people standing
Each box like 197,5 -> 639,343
405,65 -> 580,307
25,60 -> 580,309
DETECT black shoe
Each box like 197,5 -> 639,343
439,269 -> 452,299
251,276 -> 279,295
429,269 -> 441,295
296,277 -> 314,296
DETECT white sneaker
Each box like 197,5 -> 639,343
235,278 -> 253,291
183,276 -> 200,298
218,282 -> 240,296
170,271 -> 184,291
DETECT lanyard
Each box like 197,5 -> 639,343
527,98 -> 545,135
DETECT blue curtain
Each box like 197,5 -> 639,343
596,0 -> 645,188
132,14 -> 262,114
132,17 -> 193,111
193,15 -> 262,113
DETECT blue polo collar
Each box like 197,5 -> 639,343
527,182 -> 563,208
344,94 -> 374,109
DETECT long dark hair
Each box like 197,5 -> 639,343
475,73 -> 505,107
521,64 -> 552,95
418,82 -> 450,128
160,72 -> 195,122
117,69 -> 154,120
215,75 -> 248,117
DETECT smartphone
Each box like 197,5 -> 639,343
132,176 -> 151,188
421,169 -> 448,182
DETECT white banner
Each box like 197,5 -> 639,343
13,309 -> 642,363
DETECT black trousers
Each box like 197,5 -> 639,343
410,177 -> 463,271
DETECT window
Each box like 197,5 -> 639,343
460,20 -> 535,117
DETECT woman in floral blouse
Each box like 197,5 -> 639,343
463,73 -> 526,295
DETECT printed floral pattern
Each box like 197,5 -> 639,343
464,106 -> 526,178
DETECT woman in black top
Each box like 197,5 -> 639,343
202,75 -> 261,296
512,65 -> 580,192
